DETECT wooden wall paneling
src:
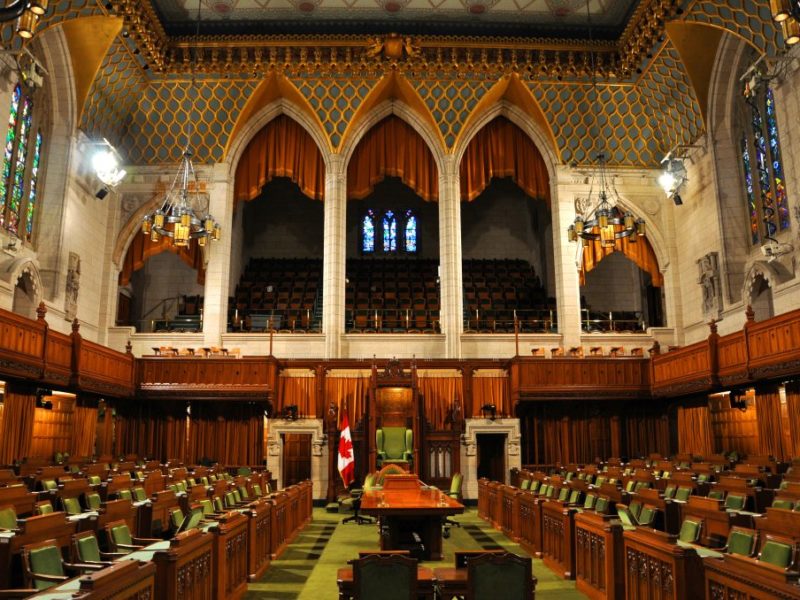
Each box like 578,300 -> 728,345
0,306 -> 47,380
716,331 -> 748,387
511,358 -> 650,400
651,338 -> 714,397
30,395 -> 74,459
746,308 -> 800,379
42,329 -> 72,388
709,401 -> 759,456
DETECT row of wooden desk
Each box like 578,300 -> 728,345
479,478 -> 800,599
2,480 -> 312,599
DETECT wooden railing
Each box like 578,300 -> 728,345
652,308 -> 800,397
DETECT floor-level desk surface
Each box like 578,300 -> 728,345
360,487 -> 464,561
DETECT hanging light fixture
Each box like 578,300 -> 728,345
771,0 -> 800,45
566,4 -> 645,251
1,1 -> 49,40
140,3 -> 221,252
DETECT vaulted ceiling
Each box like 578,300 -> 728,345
3,0 -> 784,169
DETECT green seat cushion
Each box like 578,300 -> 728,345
171,509 -> 184,528
355,559 -> 415,600
557,488 -> 569,502
625,481 -> 635,492
617,507 -> 636,528
583,494 -> 596,510
449,473 -> 463,496
213,497 -> 224,512
252,484 -> 263,497
42,480 -> 57,491
86,493 -> 101,510
63,497 -> 81,515
629,501 -> 642,520
697,474 -> 708,483
708,490 -> 724,500
568,490 -> 580,504
378,427 -> 411,462
111,524 -> 133,547
132,488 -> 147,502
664,486 -> 676,499
638,507 -> 655,526
727,530 -> 754,556
519,479 -> 530,491
674,487 -> 691,502
29,545 -> 64,590
77,535 -> 102,562
760,540 -> 792,568
529,481 -> 540,493
724,495 -> 745,511
37,503 -> 53,515
88,476 -> 101,486
595,497 -> 609,512
678,519 -> 701,543
773,499 -> 794,510
0,506 -> 17,529
200,499 -> 214,515
118,489 -> 132,500
238,486 -> 249,500
233,489 -> 242,503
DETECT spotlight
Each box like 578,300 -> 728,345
672,193 -> 683,206
95,187 -> 109,200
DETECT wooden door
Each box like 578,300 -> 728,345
477,433 -> 506,483
282,433 -> 311,487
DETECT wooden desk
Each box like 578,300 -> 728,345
623,527 -> 705,600
703,552 -> 800,599
680,495 -> 755,548
245,499 -> 271,581
574,510 -> 625,600
337,565 -> 436,600
29,559 -> 156,599
360,476 -> 464,561
516,491 -> 544,557
210,512 -> 249,600
541,499 -> 578,579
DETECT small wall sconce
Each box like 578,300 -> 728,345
481,403 -> 496,421
283,405 -> 298,421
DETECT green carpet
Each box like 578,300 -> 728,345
245,508 -> 586,599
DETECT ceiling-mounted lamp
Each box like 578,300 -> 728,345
91,139 -> 127,188
771,0 -> 800,45
1,1 -> 49,40
781,18 -> 800,45
770,0 -> 793,22
659,157 -> 688,205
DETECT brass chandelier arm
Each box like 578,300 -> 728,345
0,2 -> 29,22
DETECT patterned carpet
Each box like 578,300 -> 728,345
245,507 -> 586,599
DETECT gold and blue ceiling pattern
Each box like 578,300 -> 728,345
0,0 -> 104,48
290,75 -> 378,148
4,0 -> 781,168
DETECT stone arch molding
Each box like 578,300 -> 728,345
742,260 -> 792,307
0,258 -> 43,301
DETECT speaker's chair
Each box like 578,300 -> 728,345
376,427 -> 413,469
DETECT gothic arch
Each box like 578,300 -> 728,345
1,258 -> 43,317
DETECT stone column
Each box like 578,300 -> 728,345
438,156 -> 463,358
202,163 -> 233,347
322,156 -> 347,359
551,166 -> 583,349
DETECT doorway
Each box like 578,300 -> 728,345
477,433 -> 506,482
282,433 -> 311,487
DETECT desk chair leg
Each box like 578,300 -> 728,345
342,498 -> 374,525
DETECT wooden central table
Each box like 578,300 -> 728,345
360,474 -> 464,561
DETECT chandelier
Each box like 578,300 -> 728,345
141,147 -> 220,248
566,3 -> 645,251
0,1 -> 48,40
140,3 -> 221,251
567,152 -> 645,248
770,0 -> 800,45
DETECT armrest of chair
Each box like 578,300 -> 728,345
132,536 -> 162,545
99,551 -> 128,560
64,561 -> 108,573
113,543 -> 146,551
377,450 -> 387,460
403,451 -> 413,461
29,574 -> 69,584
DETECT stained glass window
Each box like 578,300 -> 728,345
362,210 -> 375,253
26,131 -> 42,242
404,210 -> 417,253
383,210 -> 397,252
740,83 -> 790,244
0,84 -> 42,242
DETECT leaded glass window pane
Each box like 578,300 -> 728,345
404,210 -> 417,253
362,210 -> 375,253
26,131 -> 42,242
383,210 -> 397,252
0,85 -> 21,224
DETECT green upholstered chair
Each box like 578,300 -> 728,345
663,485 -> 676,499
87,476 -> 101,486
85,493 -> 102,510
674,487 -> 691,502
637,506 -> 656,527
199,499 -> 215,516
62,497 -> 81,516
616,505 -> 637,528
187,477 -> 197,487
170,508 -> 184,532
252,484 -> 263,497
117,489 -> 132,501
376,427 -> 413,468
607,478 -> 617,485
678,519 -> 701,543
135,471 -> 145,481
224,492 -> 237,508
624,480 -> 635,493
342,473 -> 377,526
758,536 -> 795,569
661,471 -> 671,479
0,504 -> 17,531
209,474 -> 218,482
466,551 -> 533,600
595,476 -> 607,487
773,499 -> 794,510
568,489 -> 581,505
232,489 -> 242,503
104,520 -> 159,554
595,497 -> 609,513
168,484 -> 178,493
544,485 -> 555,498
132,487 -> 147,502
628,501 -> 643,521
238,485 -> 250,501
634,481 -> 650,492
565,472 -> 574,481
708,490 -> 724,500
519,479 -> 531,491
583,494 -> 597,510
201,476 -> 210,486
697,473 -> 709,483
40,479 -> 57,492
175,481 -> 187,493
557,487 -> 569,502
724,494 -> 745,511
22,541 -> 70,590
352,553 -> 417,600
529,480 -> 540,493
35,501 -> 54,515
443,473 -> 464,533
725,527 -> 757,557
213,496 -> 224,513
72,531 -> 125,566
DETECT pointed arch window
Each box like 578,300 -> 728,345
740,84 -> 790,245
404,210 -> 417,253
361,209 -> 376,253
0,84 -> 43,243
360,208 -> 418,254
382,210 -> 397,252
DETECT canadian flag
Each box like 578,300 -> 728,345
337,412 -> 355,487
